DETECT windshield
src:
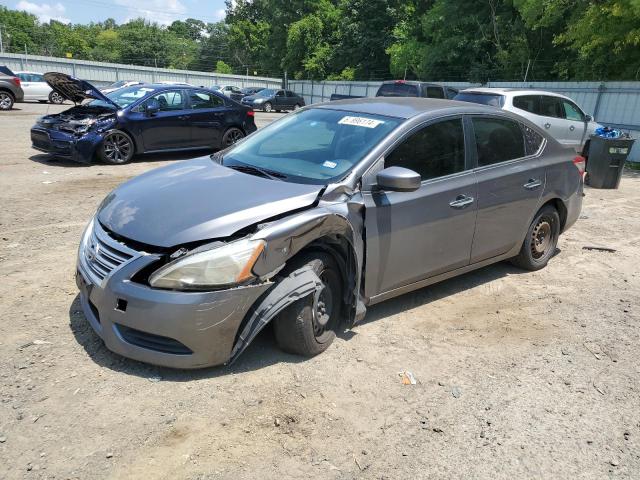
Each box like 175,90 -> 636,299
376,83 -> 420,97
221,108 -> 402,185
257,88 -> 275,97
89,85 -> 156,108
454,92 -> 505,107
109,80 -> 127,88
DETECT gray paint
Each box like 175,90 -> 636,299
80,98 -> 583,368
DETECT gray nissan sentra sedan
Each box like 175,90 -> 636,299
75,98 -> 584,368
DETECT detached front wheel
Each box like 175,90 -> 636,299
273,253 -> 342,357
99,130 -> 135,165
511,205 -> 560,271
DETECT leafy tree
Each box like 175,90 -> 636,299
215,60 -> 233,73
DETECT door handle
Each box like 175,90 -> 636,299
544,123 -> 551,129
178,115 -> 189,121
449,195 -> 474,209
569,125 -> 575,131
523,179 -> 542,190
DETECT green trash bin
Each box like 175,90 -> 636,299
585,135 -> 635,189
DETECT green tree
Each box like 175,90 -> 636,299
215,60 -> 233,73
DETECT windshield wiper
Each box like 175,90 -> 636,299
227,164 -> 288,181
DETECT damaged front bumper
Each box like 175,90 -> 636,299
31,127 -> 101,163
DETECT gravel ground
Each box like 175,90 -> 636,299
1,102 -> 639,480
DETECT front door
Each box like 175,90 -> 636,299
469,115 -> 546,263
538,95 -> 568,147
137,90 -> 192,151
274,90 -> 287,110
561,98 -> 588,152
363,117 -> 477,298
186,89 -> 226,148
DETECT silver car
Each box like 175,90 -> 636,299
76,98 -> 584,368
455,88 -> 600,154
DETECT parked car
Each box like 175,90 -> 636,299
454,88 -> 600,154
75,97 -> 583,368
31,72 -> 256,164
14,71 -> 65,104
0,66 -> 24,110
100,80 -> 143,94
329,80 -> 458,101
242,88 -> 305,112
376,80 -> 458,99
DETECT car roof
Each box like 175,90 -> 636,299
314,97 -> 503,119
380,80 -> 444,87
461,87 -> 573,100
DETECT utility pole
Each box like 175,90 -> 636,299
523,59 -> 531,82
0,25 -> 4,54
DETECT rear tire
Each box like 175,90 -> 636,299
263,102 -> 272,113
221,127 -> 244,148
273,253 -> 342,357
293,103 -> 301,111
98,130 -> 135,165
49,91 -> 65,104
510,205 -> 560,271
0,91 -> 14,110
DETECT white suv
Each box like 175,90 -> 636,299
455,88 -> 601,153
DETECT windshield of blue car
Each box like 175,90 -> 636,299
256,88 -> 275,97
221,108 -> 402,185
86,85 -> 155,108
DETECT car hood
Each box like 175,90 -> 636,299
44,72 -> 119,107
97,157 -> 323,248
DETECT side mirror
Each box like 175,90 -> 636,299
376,166 -> 421,192
146,99 -> 160,116
585,114 -> 593,122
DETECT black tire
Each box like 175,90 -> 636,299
0,91 -> 14,110
273,253 -> 342,357
293,103 -> 301,111
511,205 -> 560,271
221,127 -> 244,147
263,102 -> 273,113
49,91 -> 65,104
98,130 -> 135,164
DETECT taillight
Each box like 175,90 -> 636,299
12,77 -> 21,87
246,110 -> 254,117
573,155 -> 586,176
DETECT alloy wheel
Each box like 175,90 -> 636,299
50,92 -> 64,104
0,93 -> 12,110
264,102 -> 272,113
223,128 -> 244,146
530,218 -> 552,259
102,133 -> 133,164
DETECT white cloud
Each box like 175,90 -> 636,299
213,8 -> 225,21
116,0 -> 187,26
16,1 -> 70,23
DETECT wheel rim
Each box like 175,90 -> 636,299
312,271 -> 336,338
531,218 -> 552,259
51,92 -> 63,104
0,93 -> 11,109
224,129 -> 244,146
264,103 -> 272,112
103,133 -> 132,163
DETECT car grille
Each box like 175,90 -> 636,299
82,221 -> 138,284
116,324 -> 193,355
31,129 -> 50,149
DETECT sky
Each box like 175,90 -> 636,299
1,0 -> 228,25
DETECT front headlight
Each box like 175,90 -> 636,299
78,217 -> 94,260
253,98 -> 265,103
149,238 -> 265,290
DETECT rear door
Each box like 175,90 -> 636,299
29,74 -> 50,99
17,73 -> 36,100
136,89 -> 192,151
186,89 -> 226,147
363,117 -> 477,297
273,90 -> 287,109
469,115 -> 546,263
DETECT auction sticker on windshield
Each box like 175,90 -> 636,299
338,116 -> 384,128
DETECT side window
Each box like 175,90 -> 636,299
522,124 -> 544,155
539,96 -> 564,119
148,91 -> 185,111
446,88 -> 458,99
31,74 -> 44,82
276,90 -> 285,97
286,90 -> 295,97
188,90 -> 223,109
472,117 -> 526,166
385,118 -> 466,181
425,86 -> 445,99
17,73 -> 27,81
562,100 -> 584,121
512,95 -> 540,115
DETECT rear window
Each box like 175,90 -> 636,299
376,83 -> 420,97
472,117 -> 525,166
454,92 -> 505,108
425,86 -> 445,98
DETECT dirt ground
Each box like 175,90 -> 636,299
1,102 -> 639,480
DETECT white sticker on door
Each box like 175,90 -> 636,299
338,116 -> 384,128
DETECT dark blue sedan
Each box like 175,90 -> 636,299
30,73 -> 257,164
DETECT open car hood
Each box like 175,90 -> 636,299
97,157 -> 323,248
43,72 -> 119,108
